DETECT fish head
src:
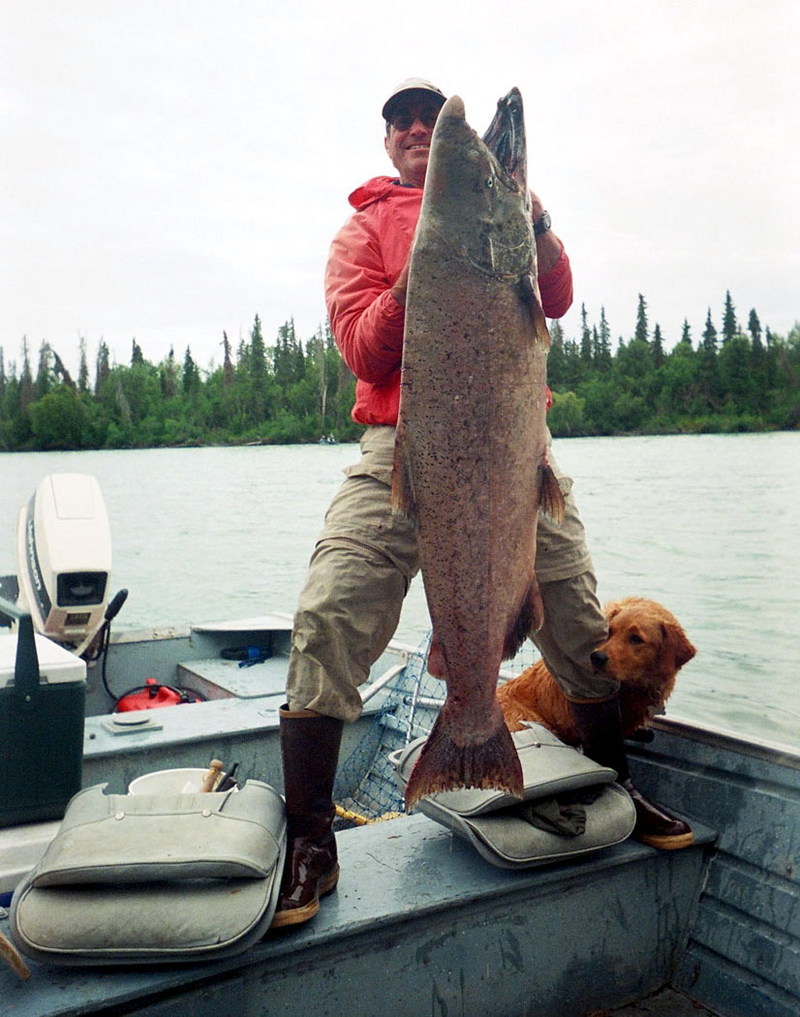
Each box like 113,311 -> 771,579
481,87 -> 528,195
421,93 -> 533,279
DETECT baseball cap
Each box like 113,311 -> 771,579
381,77 -> 446,121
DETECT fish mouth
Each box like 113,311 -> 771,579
481,87 -> 527,192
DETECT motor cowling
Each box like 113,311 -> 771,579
15,474 -> 111,653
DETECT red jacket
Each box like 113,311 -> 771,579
325,176 -> 573,426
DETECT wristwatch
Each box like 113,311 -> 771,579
534,211 -> 552,236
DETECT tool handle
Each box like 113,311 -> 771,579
217,762 -> 239,792
200,759 -> 224,792
0,929 -> 31,980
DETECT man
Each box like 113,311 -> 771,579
271,78 -> 692,929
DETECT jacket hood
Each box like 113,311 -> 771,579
348,176 -> 421,211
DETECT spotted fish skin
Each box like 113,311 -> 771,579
393,91 -> 564,810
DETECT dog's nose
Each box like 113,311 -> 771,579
590,650 -> 609,670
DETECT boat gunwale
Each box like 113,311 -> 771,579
103,626 -> 800,768
648,714 -> 800,770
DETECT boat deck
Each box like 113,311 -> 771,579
1,812 -> 720,1017
1,618 -> 798,1016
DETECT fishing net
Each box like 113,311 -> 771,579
333,633 -> 538,828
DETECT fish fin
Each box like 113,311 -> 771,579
503,578 -> 544,657
391,421 -> 416,518
521,274 -> 552,350
538,462 -> 565,525
427,633 -> 446,677
404,708 -> 524,810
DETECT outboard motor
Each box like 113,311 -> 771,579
15,474 -> 112,655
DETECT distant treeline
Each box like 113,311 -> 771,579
0,317 -> 361,450
546,292 -> 799,436
1,292 -> 798,452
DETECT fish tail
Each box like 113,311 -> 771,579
539,462 -> 565,525
404,710 -> 524,810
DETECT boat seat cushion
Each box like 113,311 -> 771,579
9,780 -> 286,965
29,782 -> 282,884
392,724 -> 636,868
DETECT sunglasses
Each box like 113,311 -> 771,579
388,108 -> 440,131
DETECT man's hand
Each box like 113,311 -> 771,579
529,191 -> 547,223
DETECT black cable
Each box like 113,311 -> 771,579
91,589 -> 206,711
98,588 -> 128,702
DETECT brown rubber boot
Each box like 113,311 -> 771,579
270,706 -> 344,928
569,697 -> 694,851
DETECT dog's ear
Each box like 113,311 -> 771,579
661,622 -> 696,670
604,601 -> 624,624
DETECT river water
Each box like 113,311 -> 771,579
1,432 -> 797,750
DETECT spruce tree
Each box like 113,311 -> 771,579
580,303 -> 592,364
747,309 -> 762,346
78,338 -> 90,393
702,309 -> 718,354
94,340 -> 111,396
221,331 -> 235,388
699,309 -> 720,409
634,293 -> 649,344
652,324 -> 665,369
182,347 -> 200,394
722,291 -> 738,344
160,347 -> 179,398
248,315 -> 269,421
596,307 -> 612,369
547,319 -> 566,388
20,337 -> 35,413
35,342 -> 52,399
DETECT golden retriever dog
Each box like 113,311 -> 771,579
497,597 -> 696,744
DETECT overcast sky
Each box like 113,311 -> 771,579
3,0 -> 798,376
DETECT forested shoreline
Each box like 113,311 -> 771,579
1,292 -> 797,452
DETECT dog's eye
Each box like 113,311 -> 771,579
629,633 -> 644,645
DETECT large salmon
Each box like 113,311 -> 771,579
393,89 -> 565,810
